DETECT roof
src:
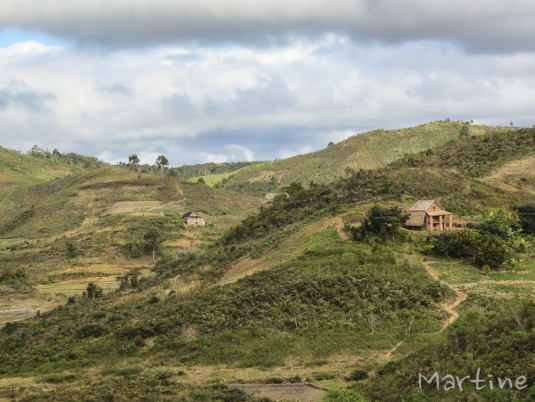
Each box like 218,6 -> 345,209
405,211 -> 426,227
182,211 -> 202,219
409,200 -> 437,212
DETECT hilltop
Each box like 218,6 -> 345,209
0,146 -> 74,187
0,123 -> 534,401
202,121 -> 517,192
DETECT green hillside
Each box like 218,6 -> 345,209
0,124 -> 534,401
0,146 -> 73,187
207,121 -> 515,192
367,296 -> 535,401
0,166 -> 261,240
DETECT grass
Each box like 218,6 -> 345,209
425,258 -> 484,284
1,122 -> 535,400
0,146 -> 74,187
188,168 -> 249,186
215,121 -> 508,189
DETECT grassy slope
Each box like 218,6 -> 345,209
366,296 -> 535,402
0,146 -> 73,187
0,166 -> 261,240
0,125 -> 534,400
0,166 -> 262,329
211,121 -> 513,189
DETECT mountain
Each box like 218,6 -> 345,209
0,123 -> 534,401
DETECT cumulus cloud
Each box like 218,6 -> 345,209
1,1 -> 535,52
1,31 -> 535,165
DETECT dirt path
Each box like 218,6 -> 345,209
385,341 -> 404,360
420,260 -> 467,331
463,279 -> 535,287
335,221 -> 350,240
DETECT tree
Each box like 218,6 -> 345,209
476,210 -> 521,242
365,312 -> 379,335
66,242 -> 78,259
84,282 -> 103,299
474,234 -> 508,268
356,205 -> 409,242
128,154 -> 140,172
144,228 -> 163,259
155,155 -> 169,182
118,271 -> 140,290
459,124 -> 470,138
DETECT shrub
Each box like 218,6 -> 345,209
517,205 -> 535,234
66,242 -> 78,258
345,369 -> 368,382
432,229 -> 507,269
475,210 -> 521,241
322,386 -> 367,401
474,234 -> 508,268
84,282 -> 103,299
350,205 -> 408,243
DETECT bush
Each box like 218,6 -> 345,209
432,229 -> 507,269
474,234 -> 508,268
0,267 -> 27,284
350,205 -> 408,243
84,282 -> 103,299
322,386 -> 367,401
66,242 -> 78,258
119,240 -> 145,258
345,369 -> 368,382
517,205 -> 535,234
475,210 -> 521,241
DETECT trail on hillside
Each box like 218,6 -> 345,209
384,258 -> 468,361
421,261 -> 467,331
385,341 -> 404,360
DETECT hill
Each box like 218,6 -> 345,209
0,146 -> 74,187
0,124 -> 534,401
205,121 -> 516,192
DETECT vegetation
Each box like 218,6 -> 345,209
28,145 -> 106,169
349,205 -> 408,242
211,120 -> 503,189
223,170 -> 397,245
0,121 -> 534,401
366,297 -> 535,401
517,205 -> 535,234
431,210 -> 527,269
0,146 -> 73,187
392,127 -> 535,177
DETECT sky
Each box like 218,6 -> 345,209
1,1 -> 535,166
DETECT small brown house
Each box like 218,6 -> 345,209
405,200 -> 453,231
182,212 -> 206,226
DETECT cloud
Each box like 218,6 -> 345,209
1,1 -> 535,52
2,36 -> 535,166
0,84 -> 54,111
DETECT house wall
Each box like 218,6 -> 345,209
186,217 -> 205,226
